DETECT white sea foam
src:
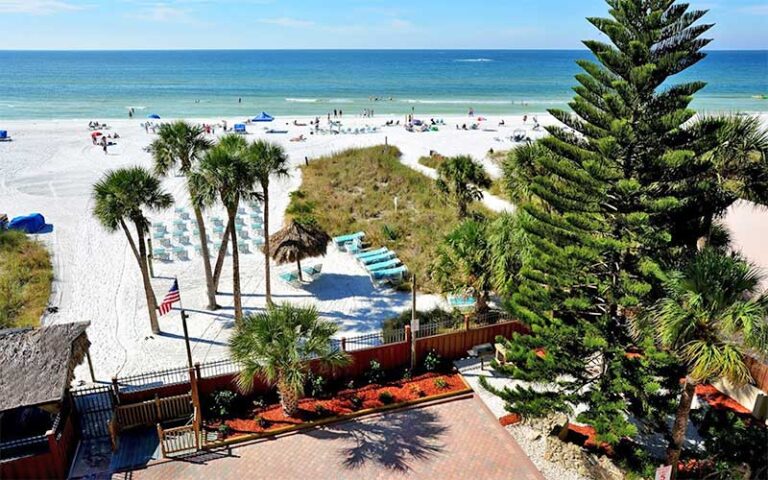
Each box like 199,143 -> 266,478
285,98 -> 319,103
0,103 -> 15,108
402,99 -> 514,105
125,105 -> 147,110
454,58 -> 494,63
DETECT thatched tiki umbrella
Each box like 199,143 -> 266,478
265,220 -> 331,281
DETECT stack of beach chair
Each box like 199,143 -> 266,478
332,231 -> 409,286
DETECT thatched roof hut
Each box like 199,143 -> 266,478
265,220 -> 331,281
0,322 -> 90,412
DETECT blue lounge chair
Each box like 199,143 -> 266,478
366,258 -> 401,272
360,251 -> 395,265
152,248 -> 170,262
372,266 -> 408,282
333,231 -> 365,247
355,247 -> 388,260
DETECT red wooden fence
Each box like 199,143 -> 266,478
0,409 -> 78,480
113,320 -> 529,406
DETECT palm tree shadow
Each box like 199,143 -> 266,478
306,407 -> 448,473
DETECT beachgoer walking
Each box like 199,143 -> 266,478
238,97 -> 242,104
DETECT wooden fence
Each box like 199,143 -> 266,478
108,393 -> 193,452
157,406 -> 200,457
0,407 -> 78,480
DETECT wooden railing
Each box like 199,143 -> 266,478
115,393 -> 193,430
157,406 -> 200,457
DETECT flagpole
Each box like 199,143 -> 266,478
176,277 -> 194,370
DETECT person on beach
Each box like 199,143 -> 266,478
523,114 -> 528,123
238,97 -> 242,104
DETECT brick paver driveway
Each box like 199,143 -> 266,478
116,395 -> 543,480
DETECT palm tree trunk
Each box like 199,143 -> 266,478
297,258 -> 303,282
228,208 -> 243,325
278,379 -> 300,417
193,206 -> 218,310
213,218 -> 233,291
667,379 -> 697,479
134,221 -> 160,334
263,187 -> 273,307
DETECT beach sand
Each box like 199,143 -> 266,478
0,113 -> 765,382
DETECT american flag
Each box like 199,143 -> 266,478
158,279 -> 181,316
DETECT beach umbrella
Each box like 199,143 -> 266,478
252,112 -> 274,122
265,220 -> 331,281
148,114 -> 161,119
91,131 -> 103,138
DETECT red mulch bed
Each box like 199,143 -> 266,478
499,413 -> 522,427
210,372 -> 466,437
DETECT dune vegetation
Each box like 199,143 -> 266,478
288,145 -> 491,292
0,230 -> 53,328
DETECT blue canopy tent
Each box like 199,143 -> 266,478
148,114 -> 161,119
252,112 -> 274,122
8,214 -> 47,234
234,124 -> 247,134
0,130 -> 9,141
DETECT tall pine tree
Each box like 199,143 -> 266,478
496,0 -> 716,444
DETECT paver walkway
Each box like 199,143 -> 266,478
115,395 -> 543,480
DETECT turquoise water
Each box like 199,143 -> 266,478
0,50 -> 765,120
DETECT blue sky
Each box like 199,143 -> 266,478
0,0 -> 766,50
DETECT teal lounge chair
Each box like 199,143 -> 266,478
355,247 -> 388,260
280,271 -> 302,287
367,258 -> 401,272
372,266 -> 408,281
301,264 -> 323,279
448,294 -> 477,310
361,251 -> 395,265
333,231 -> 365,246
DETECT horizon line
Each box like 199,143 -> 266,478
0,48 -> 765,53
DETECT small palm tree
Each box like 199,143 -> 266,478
643,249 -> 768,477
435,155 -> 491,219
92,167 -> 173,333
432,219 -> 493,313
244,140 -> 290,306
189,135 -> 256,324
230,304 -> 350,417
149,121 -> 217,309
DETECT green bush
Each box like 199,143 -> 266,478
307,373 -> 327,398
433,378 -> 449,389
207,389 -> 236,419
424,350 -> 442,372
0,230 -> 53,328
378,391 -> 395,405
366,359 -> 384,385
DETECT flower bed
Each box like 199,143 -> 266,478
204,372 -> 468,441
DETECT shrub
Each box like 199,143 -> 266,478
252,396 -> 267,411
308,373 -> 327,398
366,359 -> 384,384
378,391 -> 395,405
424,350 -> 442,372
402,368 -> 412,381
314,404 -> 330,416
253,415 -> 270,429
434,378 -> 449,389
410,385 -> 426,398
349,395 -> 364,411
0,230 -> 53,329
382,224 -> 399,241
217,424 -> 231,437
207,389 -> 236,419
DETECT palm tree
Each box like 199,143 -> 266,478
642,250 -> 768,477
149,121 -> 217,309
92,167 -> 173,333
435,155 -> 492,219
230,304 -> 350,417
266,219 -> 331,282
432,219 -> 493,313
688,114 -> 768,249
189,135 -> 256,325
244,140 -> 290,306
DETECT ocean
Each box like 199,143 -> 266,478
0,50 -> 765,120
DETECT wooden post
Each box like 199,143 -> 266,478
405,326 -> 414,371
154,394 -> 162,423
157,423 -> 167,458
111,377 -> 120,404
341,337 -> 347,352
181,310 -> 193,369
85,348 -> 96,383
464,314 -> 471,331
189,367 -> 201,414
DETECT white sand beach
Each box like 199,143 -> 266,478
0,113 -> 765,382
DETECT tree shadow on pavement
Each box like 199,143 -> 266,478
306,407 -> 449,473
